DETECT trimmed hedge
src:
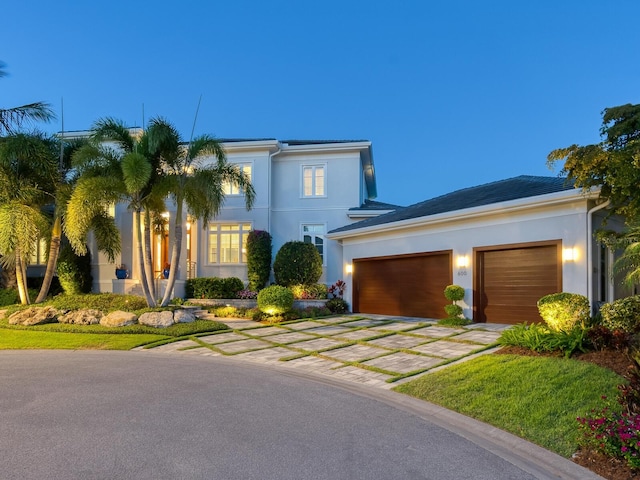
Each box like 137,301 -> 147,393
247,230 -> 272,291
257,285 -> 294,314
273,241 -> 322,287
185,277 -> 245,299
537,292 -> 590,332
600,296 -> 640,333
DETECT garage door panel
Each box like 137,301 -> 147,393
476,243 -> 561,324
354,253 -> 451,318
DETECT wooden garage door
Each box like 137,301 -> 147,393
475,241 -> 562,324
353,252 -> 451,318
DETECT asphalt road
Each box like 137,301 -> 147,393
0,351 -> 596,480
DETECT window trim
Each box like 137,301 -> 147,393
222,162 -> 253,196
300,163 -> 327,198
300,222 -> 327,266
207,222 -> 252,264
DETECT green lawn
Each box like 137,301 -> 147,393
0,329 -> 169,350
394,354 -> 622,457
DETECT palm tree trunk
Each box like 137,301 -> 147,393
143,211 -> 156,300
35,215 -> 61,303
15,247 -> 30,305
160,202 -> 182,306
134,211 -> 156,307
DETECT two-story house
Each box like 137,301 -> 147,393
89,138 -> 397,298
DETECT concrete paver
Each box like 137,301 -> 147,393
412,340 -> 485,358
198,332 -> 248,343
331,329 -> 382,341
242,326 -> 289,337
363,352 -> 444,373
290,337 -> 347,351
284,320 -> 327,330
214,338 -> 274,354
324,344 -> 390,362
368,334 -> 427,349
409,326 -> 466,338
454,330 -> 502,344
262,332 -> 317,344
370,322 -> 427,332
304,325 -> 354,335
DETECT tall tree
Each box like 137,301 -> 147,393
0,133 -> 58,304
547,103 -> 640,221
0,62 -> 55,135
145,117 -> 255,306
65,119 -> 159,306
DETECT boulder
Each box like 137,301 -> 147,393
138,311 -> 175,328
8,306 -> 60,326
174,309 -> 196,323
58,309 -> 104,325
100,310 -> 138,327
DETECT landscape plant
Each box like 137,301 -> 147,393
56,243 -> 93,295
498,322 -> 589,357
246,230 -> 272,291
600,295 -> 640,333
273,241 -> 322,286
257,285 -> 294,315
537,292 -> 590,332
185,277 -> 245,299
326,297 -> 349,314
443,284 -> 465,319
290,283 -> 328,299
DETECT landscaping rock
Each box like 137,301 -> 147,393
58,309 -> 104,325
138,311 -> 175,328
174,309 -> 196,323
100,310 -> 138,327
8,306 -> 61,326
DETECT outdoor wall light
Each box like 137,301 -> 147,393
345,264 -> 353,274
563,247 -> 578,262
456,255 -> 469,268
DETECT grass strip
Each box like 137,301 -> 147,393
394,353 -> 622,457
0,329 -> 168,350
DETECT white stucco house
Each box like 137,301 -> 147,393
85,138 -> 398,298
327,175 -> 628,324
37,129 -> 626,325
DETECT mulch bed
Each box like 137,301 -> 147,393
495,346 -> 638,480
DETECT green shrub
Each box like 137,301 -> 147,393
27,276 -> 63,297
290,283 -> 328,300
437,317 -> 472,326
326,297 -> 349,314
537,292 -> 590,332
247,230 -> 272,291
257,285 -> 294,314
47,293 -> 148,312
444,304 -> 463,318
0,288 -> 20,306
600,296 -> 640,333
498,322 -> 589,357
185,277 -> 244,299
57,243 -> 93,295
273,241 -> 322,287
444,285 -> 465,302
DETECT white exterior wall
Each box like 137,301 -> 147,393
335,197 -> 593,320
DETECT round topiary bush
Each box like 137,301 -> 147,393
273,241 -> 323,287
444,304 -> 463,318
600,296 -> 640,333
257,285 -> 294,315
537,292 -> 590,332
444,285 -> 465,302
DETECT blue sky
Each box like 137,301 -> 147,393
4,0 -> 640,206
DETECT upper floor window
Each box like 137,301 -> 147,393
223,163 -> 252,195
302,165 -> 325,197
208,223 -> 251,264
302,224 -> 325,263
29,238 -> 48,265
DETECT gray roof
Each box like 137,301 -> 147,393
330,175 -> 576,234
349,199 -> 403,211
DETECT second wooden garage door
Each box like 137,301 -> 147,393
475,241 -> 562,324
353,252 -> 451,318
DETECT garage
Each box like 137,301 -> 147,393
474,241 -> 562,324
353,251 -> 452,318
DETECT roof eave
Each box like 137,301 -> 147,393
327,188 -> 600,240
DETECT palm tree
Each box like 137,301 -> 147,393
145,117 -> 255,306
0,133 -> 58,304
65,118 -> 163,306
0,62 -> 55,134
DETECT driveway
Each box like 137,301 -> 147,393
0,350 -> 599,480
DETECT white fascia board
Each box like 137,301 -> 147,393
347,209 -> 395,219
280,141 -> 371,155
327,188 -> 599,240
222,140 -> 280,153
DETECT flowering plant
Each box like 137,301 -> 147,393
237,289 -> 258,300
328,280 -> 346,299
577,397 -> 640,469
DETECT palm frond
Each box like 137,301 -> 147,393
89,212 -> 121,263
0,102 -> 55,135
91,117 -> 135,152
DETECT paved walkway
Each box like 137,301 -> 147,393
137,314 -> 511,389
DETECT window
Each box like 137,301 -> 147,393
29,238 -> 48,265
223,163 -> 252,195
208,223 -> 251,263
302,165 -> 325,197
302,224 -> 325,262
